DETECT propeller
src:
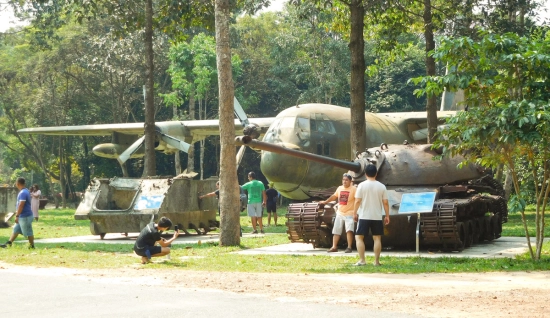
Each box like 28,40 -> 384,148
233,97 -> 258,169
117,136 -> 145,165
117,129 -> 191,165
158,132 -> 190,153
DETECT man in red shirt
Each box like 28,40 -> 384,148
320,173 -> 357,253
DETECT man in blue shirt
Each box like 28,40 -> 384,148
1,177 -> 35,249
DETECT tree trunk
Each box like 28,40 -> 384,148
59,138 -> 66,209
424,0 -> 438,143
143,0 -> 156,177
173,101 -> 181,175
215,0 -> 240,246
200,140 -> 205,180
349,0 -> 367,155
82,137 -> 91,185
187,91 -> 196,173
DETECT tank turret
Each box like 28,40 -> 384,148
237,136 -> 508,251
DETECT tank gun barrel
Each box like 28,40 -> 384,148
236,136 -> 362,173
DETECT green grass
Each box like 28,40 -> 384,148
501,209 -> 550,237
1,206 -> 549,272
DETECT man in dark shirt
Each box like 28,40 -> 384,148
265,185 -> 279,226
133,216 -> 179,264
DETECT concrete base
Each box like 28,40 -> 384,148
236,236 -> 542,259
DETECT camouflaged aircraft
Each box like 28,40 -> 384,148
18,100 -> 455,200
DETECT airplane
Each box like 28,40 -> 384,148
18,102 -> 455,200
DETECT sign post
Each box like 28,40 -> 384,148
397,192 -> 437,253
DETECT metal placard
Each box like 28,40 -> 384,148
398,192 -> 437,214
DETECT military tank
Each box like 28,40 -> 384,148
237,136 -> 507,251
75,176 -> 219,239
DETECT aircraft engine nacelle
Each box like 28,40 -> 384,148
92,143 -> 145,159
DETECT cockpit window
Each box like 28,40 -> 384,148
310,113 -> 336,134
280,117 -> 295,129
297,117 -> 309,131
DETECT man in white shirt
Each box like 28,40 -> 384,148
353,164 -> 390,266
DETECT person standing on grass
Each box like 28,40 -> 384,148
133,216 -> 179,264
241,171 -> 266,234
1,177 -> 35,249
200,181 -> 244,237
320,173 -> 357,253
30,184 -> 41,221
265,184 -> 279,226
353,164 -> 390,266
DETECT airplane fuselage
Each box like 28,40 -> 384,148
260,104 -> 453,200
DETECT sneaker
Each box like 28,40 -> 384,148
344,248 -> 352,253
353,261 -> 366,266
1,241 -> 12,248
251,230 -> 258,234
260,230 -> 265,234
327,247 -> 338,253
29,244 -> 35,249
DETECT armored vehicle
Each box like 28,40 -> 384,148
237,136 -> 507,251
76,176 -> 219,238
0,186 -> 18,228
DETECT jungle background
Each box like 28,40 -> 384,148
0,0 -> 548,200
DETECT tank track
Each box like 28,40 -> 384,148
420,195 -> 507,251
286,194 -> 508,251
286,203 -> 331,248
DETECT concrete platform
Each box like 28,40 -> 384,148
236,236 -> 541,259
32,233 -> 542,259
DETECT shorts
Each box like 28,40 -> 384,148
247,203 -> 263,217
356,218 -> 384,236
266,203 -> 277,213
332,214 -> 354,235
134,245 -> 162,257
13,215 -> 33,237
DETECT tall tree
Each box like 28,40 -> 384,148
216,0 -> 240,246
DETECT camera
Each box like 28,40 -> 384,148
174,225 -> 179,232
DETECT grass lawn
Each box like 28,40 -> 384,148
1,206 -> 549,272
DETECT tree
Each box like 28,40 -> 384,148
215,0 -> 240,246
413,31 -> 550,260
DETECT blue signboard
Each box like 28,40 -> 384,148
398,192 -> 437,214
134,195 -> 164,210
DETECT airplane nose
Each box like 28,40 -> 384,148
260,143 -> 310,199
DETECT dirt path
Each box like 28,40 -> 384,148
2,261 -> 548,318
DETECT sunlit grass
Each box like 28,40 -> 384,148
1,206 -> 549,272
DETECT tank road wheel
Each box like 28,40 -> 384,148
472,218 -> 482,244
492,214 -> 502,239
455,222 -> 466,251
464,221 -> 474,248
314,227 -> 333,248
483,216 -> 495,241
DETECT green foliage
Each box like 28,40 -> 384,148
412,30 -> 550,259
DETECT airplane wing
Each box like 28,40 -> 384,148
378,111 -> 457,142
17,118 -> 276,139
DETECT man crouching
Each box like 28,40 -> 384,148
134,217 -> 179,264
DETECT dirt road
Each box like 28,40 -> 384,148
2,261 -> 547,318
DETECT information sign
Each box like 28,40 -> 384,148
398,192 -> 437,214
